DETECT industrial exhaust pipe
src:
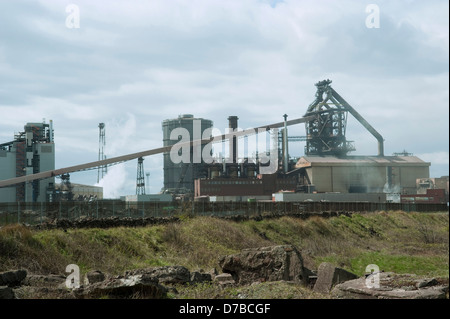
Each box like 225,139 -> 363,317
283,114 -> 289,173
228,116 -> 239,163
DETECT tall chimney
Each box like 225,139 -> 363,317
228,116 -> 239,164
283,114 -> 289,173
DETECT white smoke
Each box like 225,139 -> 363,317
383,183 -> 401,194
95,163 -> 128,199
93,113 -> 137,198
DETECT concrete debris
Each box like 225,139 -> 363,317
313,262 -> 357,293
331,272 -> 449,299
190,271 -> 212,284
416,278 -> 438,289
84,270 -> 106,285
125,266 -> 191,285
218,245 -> 308,286
74,274 -> 167,299
23,274 -> 66,287
0,269 -> 27,287
214,273 -> 235,286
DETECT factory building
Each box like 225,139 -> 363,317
401,189 -> 447,204
0,121 -> 55,203
194,172 -> 298,198
162,114 -> 213,194
193,80 -> 433,202
53,182 -> 104,201
416,176 -> 449,203
194,154 -> 430,199
294,155 -> 430,195
193,115 -> 302,198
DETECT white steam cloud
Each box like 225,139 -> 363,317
94,113 -> 137,198
95,164 -> 128,199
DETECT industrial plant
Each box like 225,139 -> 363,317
0,80 -> 448,206
164,80 -> 446,204
0,121 -> 103,204
0,121 -> 55,203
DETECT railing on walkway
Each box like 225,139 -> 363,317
0,200 -> 448,226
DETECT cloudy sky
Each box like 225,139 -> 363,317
0,0 -> 448,198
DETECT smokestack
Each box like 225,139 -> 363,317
283,114 -> 289,173
228,116 -> 238,164
49,119 -> 53,143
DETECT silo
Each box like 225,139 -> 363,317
162,114 -> 213,193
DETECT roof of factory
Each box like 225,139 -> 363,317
295,155 -> 431,168
55,183 -> 103,189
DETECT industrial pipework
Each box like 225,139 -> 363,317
228,116 -> 239,164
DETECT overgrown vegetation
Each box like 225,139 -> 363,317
0,210 -> 448,298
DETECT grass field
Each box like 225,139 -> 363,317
0,210 -> 448,298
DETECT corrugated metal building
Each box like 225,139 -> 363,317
295,155 -> 430,195
67,183 -> 103,201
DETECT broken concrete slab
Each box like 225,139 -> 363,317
84,270 -> 106,285
331,273 -> 448,299
218,245 -> 307,286
214,273 -> 235,286
74,274 -> 168,299
0,269 -> 27,287
313,262 -> 357,293
125,266 -> 191,285
190,271 -> 212,284
22,274 -> 66,288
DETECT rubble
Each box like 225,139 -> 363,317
218,245 -> 308,286
313,262 -> 358,293
331,272 -> 449,299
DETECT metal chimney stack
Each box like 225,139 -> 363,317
283,114 -> 289,173
228,116 -> 239,164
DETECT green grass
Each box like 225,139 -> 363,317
238,211 -> 449,274
319,251 -> 449,277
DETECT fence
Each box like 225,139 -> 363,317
0,200 -> 448,226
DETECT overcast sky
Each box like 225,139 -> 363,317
0,0 -> 448,198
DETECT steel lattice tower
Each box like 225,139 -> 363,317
136,157 -> 146,195
97,123 -> 107,183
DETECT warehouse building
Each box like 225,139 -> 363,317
294,155 -> 430,195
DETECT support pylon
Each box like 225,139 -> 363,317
136,157 -> 145,195
97,123 -> 107,183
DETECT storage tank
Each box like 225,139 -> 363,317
162,114 -> 213,193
